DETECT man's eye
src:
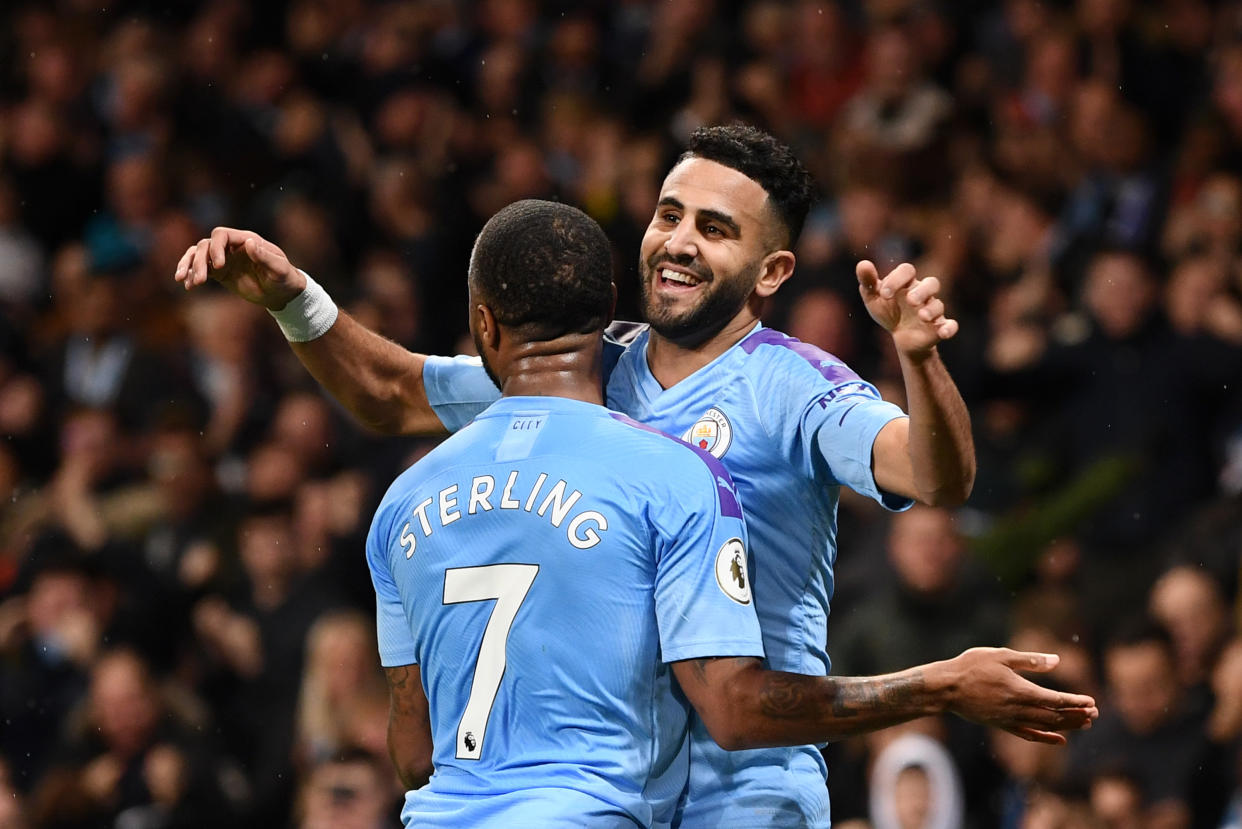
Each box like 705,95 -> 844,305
704,225 -> 722,235
661,213 -> 680,223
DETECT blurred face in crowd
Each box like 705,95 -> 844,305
298,757 -> 391,829
888,506 -> 963,597
1089,773 -> 1143,829
1149,565 -> 1228,684
308,613 -> 376,701
26,567 -> 91,639
1084,252 -> 1156,340
893,765 -> 932,829
91,650 -> 160,757
991,728 -> 1064,783
639,158 -> 786,347
108,153 -> 164,225
272,392 -> 335,469
239,512 -> 299,586
1105,639 -> 1179,735
149,429 -> 213,513
1165,256 -> 1226,335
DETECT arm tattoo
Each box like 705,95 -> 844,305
384,664 -> 420,717
759,671 -> 927,720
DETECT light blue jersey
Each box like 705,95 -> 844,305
424,323 -> 912,827
367,396 -> 764,829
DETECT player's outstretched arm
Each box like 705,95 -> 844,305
672,647 -> 1097,751
174,227 -> 446,436
858,260 -> 975,506
383,664 -> 434,789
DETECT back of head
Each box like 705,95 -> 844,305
469,199 -> 613,339
680,124 -> 815,249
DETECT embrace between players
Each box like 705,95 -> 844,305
175,125 -> 1097,828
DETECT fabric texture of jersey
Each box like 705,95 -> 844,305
367,396 -> 763,828
423,323 -> 912,827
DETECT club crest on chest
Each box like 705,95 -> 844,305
682,407 -> 733,458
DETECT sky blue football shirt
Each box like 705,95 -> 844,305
367,396 -> 764,828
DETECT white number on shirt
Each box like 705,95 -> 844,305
442,563 -> 539,760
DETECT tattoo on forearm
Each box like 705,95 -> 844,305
830,672 -> 925,718
758,671 -> 926,720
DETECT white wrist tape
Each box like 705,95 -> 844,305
268,271 -> 339,342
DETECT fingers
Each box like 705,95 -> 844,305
906,275 -> 940,305
1003,650 -> 1060,672
243,235 -> 283,271
916,298 -> 944,322
1005,726 -> 1068,746
877,263 -> 916,299
208,226 -> 253,269
173,245 -> 196,286
855,259 -> 880,295
1013,703 -> 1097,729
182,239 -> 215,289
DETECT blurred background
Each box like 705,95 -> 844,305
1,0 -> 1241,827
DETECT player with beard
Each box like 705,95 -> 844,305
176,126 -> 1078,827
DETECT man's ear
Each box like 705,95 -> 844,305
475,303 -> 500,351
754,250 -> 796,299
608,281 -> 618,324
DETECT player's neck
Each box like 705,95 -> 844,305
499,333 -> 606,406
645,308 -> 761,390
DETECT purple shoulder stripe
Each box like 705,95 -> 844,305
740,327 -> 861,386
608,413 -> 743,520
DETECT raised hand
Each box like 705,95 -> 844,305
174,227 -> 306,311
938,647 -> 1098,745
857,260 -> 959,357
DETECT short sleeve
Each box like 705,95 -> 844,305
653,453 -> 765,663
806,385 -> 913,512
423,354 -> 502,433
367,513 -> 419,667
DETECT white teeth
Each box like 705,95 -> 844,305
661,268 -> 699,286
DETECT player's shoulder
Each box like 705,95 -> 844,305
733,325 -> 883,409
736,326 -> 859,383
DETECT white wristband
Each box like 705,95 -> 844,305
268,271 -> 339,342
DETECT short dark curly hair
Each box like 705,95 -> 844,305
468,199 -> 613,338
678,124 -> 816,249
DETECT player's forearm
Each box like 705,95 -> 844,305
388,718 -> 433,790
716,662 -> 946,749
289,311 -> 447,436
384,665 -> 435,789
896,348 -> 974,505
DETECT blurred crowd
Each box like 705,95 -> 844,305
2,0 -> 1242,827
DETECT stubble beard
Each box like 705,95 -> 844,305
639,252 -> 760,348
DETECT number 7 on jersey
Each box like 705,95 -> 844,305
443,563 -> 540,760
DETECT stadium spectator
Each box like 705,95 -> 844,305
28,648 -> 239,828
294,748 -> 400,829
831,505 -> 1010,677
1068,619 -> 1220,826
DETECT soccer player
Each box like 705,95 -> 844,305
370,199 -> 765,826
176,127 -> 1093,827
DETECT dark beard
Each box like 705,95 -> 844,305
639,253 -> 759,348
